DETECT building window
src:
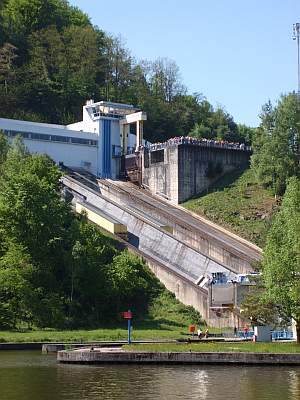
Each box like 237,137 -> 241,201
51,135 -> 69,143
112,145 -> 122,157
32,133 -> 50,141
71,137 -> 89,145
150,149 -> 164,164
127,146 -> 135,155
2,129 -> 98,146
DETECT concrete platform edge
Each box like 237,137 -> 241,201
57,350 -> 300,365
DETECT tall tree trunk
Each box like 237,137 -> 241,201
296,322 -> 300,344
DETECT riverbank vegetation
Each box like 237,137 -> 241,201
0,290 -> 202,342
262,177 -> 300,339
124,342 -> 300,353
0,328 -> 180,343
248,94 -> 300,338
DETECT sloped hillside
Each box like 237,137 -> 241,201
183,168 -> 279,247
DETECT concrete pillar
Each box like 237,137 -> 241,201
121,124 -> 129,155
136,120 -> 143,151
292,319 -> 297,341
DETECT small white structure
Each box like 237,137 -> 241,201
0,100 -> 147,178
292,319 -> 298,341
254,325 -> 272,342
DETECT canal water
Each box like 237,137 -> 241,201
1,351 -> 300,400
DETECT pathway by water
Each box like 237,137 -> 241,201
1,351 -> 300,400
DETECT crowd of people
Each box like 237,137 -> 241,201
148,136 -> 251,152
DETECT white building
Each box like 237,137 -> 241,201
0,100 -> 147,178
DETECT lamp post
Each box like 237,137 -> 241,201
292,23 -> 300,98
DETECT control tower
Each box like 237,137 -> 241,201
68,100 -> 147,178
0,100 -> 147,179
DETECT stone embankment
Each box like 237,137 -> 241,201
57,348 -> 300,365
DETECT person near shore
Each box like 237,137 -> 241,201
204,328 -> 209,338
243,326 -> 249,338
234,326 -> 237,337
197,328 -> 203,339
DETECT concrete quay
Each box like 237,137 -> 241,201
0,340 -> 176,352
42,340 -> 177,353
57,348 -> 300,365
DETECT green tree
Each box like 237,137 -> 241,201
0,42 -> 17,93
103,35 -> 134,103
237,124 -> 257,145
251,94 -> 300,195
109,251 -> 160,315
17,23 -> 105,123
69,221 -> 117,326
1,0 -> 90,43
241,275 -> 280,326
0,0 -> 96,122
189,104 -> 240,142
0,138 -> 74,326
0,130 -> 9,167
0,243 -> 33,329
150,57 -> 186,103
0,156 -> 72,266
262,177 -> 300,341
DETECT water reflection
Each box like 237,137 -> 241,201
288,370 -> 300,399
1,351 -> 300,400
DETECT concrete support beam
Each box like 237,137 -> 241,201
136,120 -> 143,151
120,111 -> 147,125
120,111 -> 146,153
120,123 -> 129,155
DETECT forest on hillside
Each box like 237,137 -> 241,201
0,0 -> 254,144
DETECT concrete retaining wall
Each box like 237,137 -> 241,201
177,145 -> 249,203
98,181 -> 255,274
143,146 -> 179,202
142,145 -> 249,203
0,343 -> 43,350
145,258 -> 209,321
58,350 -> 300,365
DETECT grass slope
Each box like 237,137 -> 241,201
125,342 -> 300,353
184,168 -> 279,247
0,292 -> 203,343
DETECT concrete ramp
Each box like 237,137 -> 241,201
62,172 -> 255,327
63,175 -> 233,282
98,179 -> 261,274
